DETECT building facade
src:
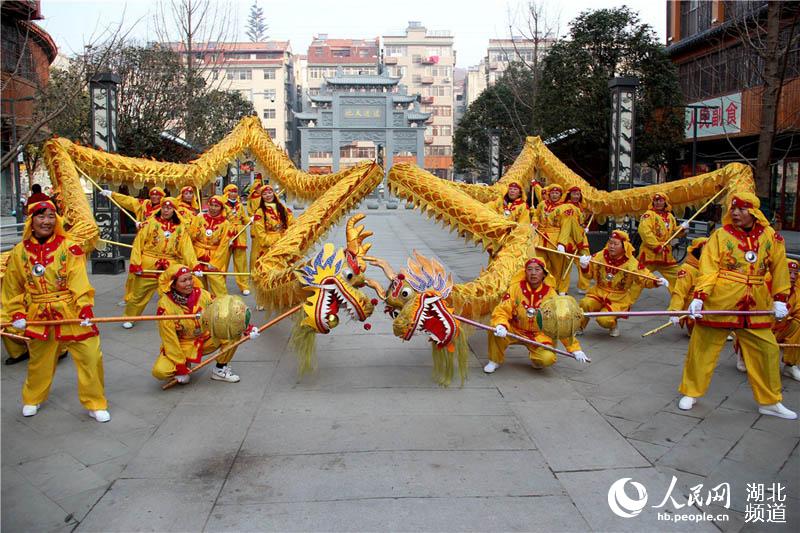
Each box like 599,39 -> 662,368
383,22 -> 455,179
304,36 -> 380,96
666,0 -> 800,228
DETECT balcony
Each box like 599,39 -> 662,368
420,96 -> 434,104
425,116 -> 434,125
489,61 -> 500,70
422,56 -> 437,65
421,75 -> 433,84
384,56 -> 398,65
424,136 -> 434,144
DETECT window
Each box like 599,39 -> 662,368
431,125 -> 452,136
424,85 -> 450,97
263,108 -> 276,119
340,145 -> 376,158
425,145 -> 452,156
680,0 -> 712,39
211,69 -> 219,80
388,66 -> 406,77
385,45 -> 406,57
358,49 -> 371,58
266,128 -> 277,137
426,66 -> 451,77
313,47 -> 324,56
309,151 -> 332,158
226,68 -> 252,80
412,74 -> 422,83
308,88 -> 320,96
430,105 -> 451,116
238,89 -> 252,102
412,54 -> 422,64
331,48 -> 351,57
264,88 -> 277,100
263,69 -> 276,79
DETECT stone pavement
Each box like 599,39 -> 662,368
2,208 -> 798,532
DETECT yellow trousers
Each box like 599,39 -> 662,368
201,273 -> 227,298
250,241 -> 262,274
579,296 -> 625,331
151,337 -> 236,380
23,334 -> 107,410
3,336 -> 28,359
647,263 -> 682,287
487,326 -> 579,368
124,275 -> 161,317
577,263 -> 590,291
542,249 -> 569,294
229,248 -> 249,292
680,324 -> 782,405
775,318 -> 800,366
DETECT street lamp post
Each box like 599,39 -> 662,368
608,77 -> 639,192
683,104 -> 715,175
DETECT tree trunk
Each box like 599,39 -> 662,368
754,1 -> 782,199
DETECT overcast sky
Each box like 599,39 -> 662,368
41,0 -> 666,67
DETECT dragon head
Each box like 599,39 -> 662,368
377,251 -> 458,348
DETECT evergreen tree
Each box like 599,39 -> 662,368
246,1 -> 268,42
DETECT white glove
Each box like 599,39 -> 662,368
193,270 -> 204,278
572,350 -> 589,363
135,221 -> 143,230
688,298 -> 704,319
556,244 -> 566,253
494,325 -> 508,338
680,221 -> 690,230
670,316 -> 680,326
11,318 -> 26,330
657,277 -> 669,289
584,227 -> 589,234
99,189 -> 113,198
249,216 -> 255,223
249,328 -> 261,340
579,255 -> 592,268
175,374 -> 190,384
80,318 -> 93,327
774,301 -> 789,320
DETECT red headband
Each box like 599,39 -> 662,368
525,257 -> 547,270
789,261 -> 799,270
508,182 -> 521,190
568,186 -> 582,194
610,231 -> 629,242
172,266 -> 191,280
161,199 -> 176,208
208,197 -> 223,207
731,197 -> 754,209
27,200 -> 56,215
262,184 -> 274,192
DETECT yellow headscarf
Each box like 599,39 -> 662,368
504,180 -> 527,204
721,192 -> 771,228
158,263 -> 202,295
542,184 -> 564,205
648,192 -> 673,213
223,183 -> 239,196
607,229 -> 636,258
23,199 -> 68,241
207,195 -> 231,217
566,186 -> 587,210
179,186 -> 200,211
158,196 -> 187,224
149,186 -> 166,199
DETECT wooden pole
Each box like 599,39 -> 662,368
535,245 -> 661,283
641,321 -> 673,337
142,269 -> 251,276
100,238 -> 133,249
162,304 -> 302,390
0,313 -> 200,328
562,214 -> 594,280
658,186 -> 727,249
77,167 -> 140,226
0,330 -> 30,343
229,219 -> 253,245
779,343 -> 800,348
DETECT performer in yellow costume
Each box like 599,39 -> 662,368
2,200 -> 109,421
531,184 -> 585,295
773,259 -> 800,382
177,185 -> 200,217
637,193 -> 688,286
678,192 -> 796,419
123,197 -> 199,328
247,174 -> 264,214
102,186 -> 165,225
491,180 -> 529,225
578,230 -> 668,336
484,257 -> 588,373
566,186 -> 592,293
667,237 -> 709,335
251,183 -> 293,271
151,264 -> 246,384
190,195 -> 233,297
224,184 -> 251,296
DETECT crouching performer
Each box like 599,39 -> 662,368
152,265 -> 243,385
678,192 -> 796,419
2,200 -> 109,421
773,259 -> 800,382
484,257 -> 588,373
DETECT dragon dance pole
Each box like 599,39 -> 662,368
586,310 -> 774,318
0,314 -> 202,329
561,214 -> 594,281
0,330 -> 30,343
229,219 -> 253,245
535,246 -> 660,283
162,303 -> 303,390
142,269 -> 251,276
641,321 -> 674,337
658,186 -> 728,249
779,343 -> 800,348
77,167 -> 140,226
453,314 -> 586,361
100,238 -> 133,249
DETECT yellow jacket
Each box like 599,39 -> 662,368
638,209 -> 679,266
225,199 -> 250,249
111,192 -> 161,223
581,249 -> 658,311
491,277 -> 581,351
156,283 -> 214,375
491,181 -> 530,225
2,234 -> 98,341
532,201 -> 584,254
694,223 -> 789,328
773,274 -> 800,337
190,213 -> 235,271
668,254 -> 700,312
129,215 -> 198,279
252,202 -> 293,250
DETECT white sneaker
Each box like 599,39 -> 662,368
483,361 -> 500,374
783,365 -> 800,382
577,288 -> 587,295
575,329 -> 584,336
211,365 -> 240,383
22,404 -> 39,417
736,353 -> 747,373
678,396 -> 696,411
242,289 -> 251,296
116,300 -> 126,307
558,292 -> 566,296
758,402 -> 798,420
122,321 -> 134,329
609,326 -> 620,337
175,374 -> 191,384
88,409 -> 111,423
256,305 -> 264,311
726,333 -> 734,341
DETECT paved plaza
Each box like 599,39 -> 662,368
2,208 -> 798,532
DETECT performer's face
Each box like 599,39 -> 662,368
507,185 -> 521,200
181,189 -> 194,202
570,190 -> 582,202
653,196 -> 666,210
149,192 -> 163,205
161,204 -> 175,219
730,206 -> 755,229
525,262 -> 545,287
261,188 -> 275,202
607,237 -> 624,258
208,202 -> 222,217
791,268 -> 798,284
31,209 -> 56,239
549,189 -> 562,202
173,273 -> 194,295
227,190 -> 238,201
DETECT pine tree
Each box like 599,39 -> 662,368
246,1 -> 268,42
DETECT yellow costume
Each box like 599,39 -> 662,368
489,258 -> 581,368
247,176 -> 263,214
151,265 -> 237,380
531,184 -> 586,294
667,238 -> 708,333
773,259 -> 800,368
637,193 -> 684,285
125,197 -> 199,318
190,196 -> 233,297
224,184 -> 251,293
679,193 -> 789,407
1,200 -> 107,411
566,186 -> 592,291
579,230 -> 659,333
177,185 -> 200,218
110,186 -> 164,222
490,180 -> 529,225
251,187 -> 293,271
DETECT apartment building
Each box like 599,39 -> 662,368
184,41 -> 296,154
304,36 -> 380,96
383,21 -> 455,179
